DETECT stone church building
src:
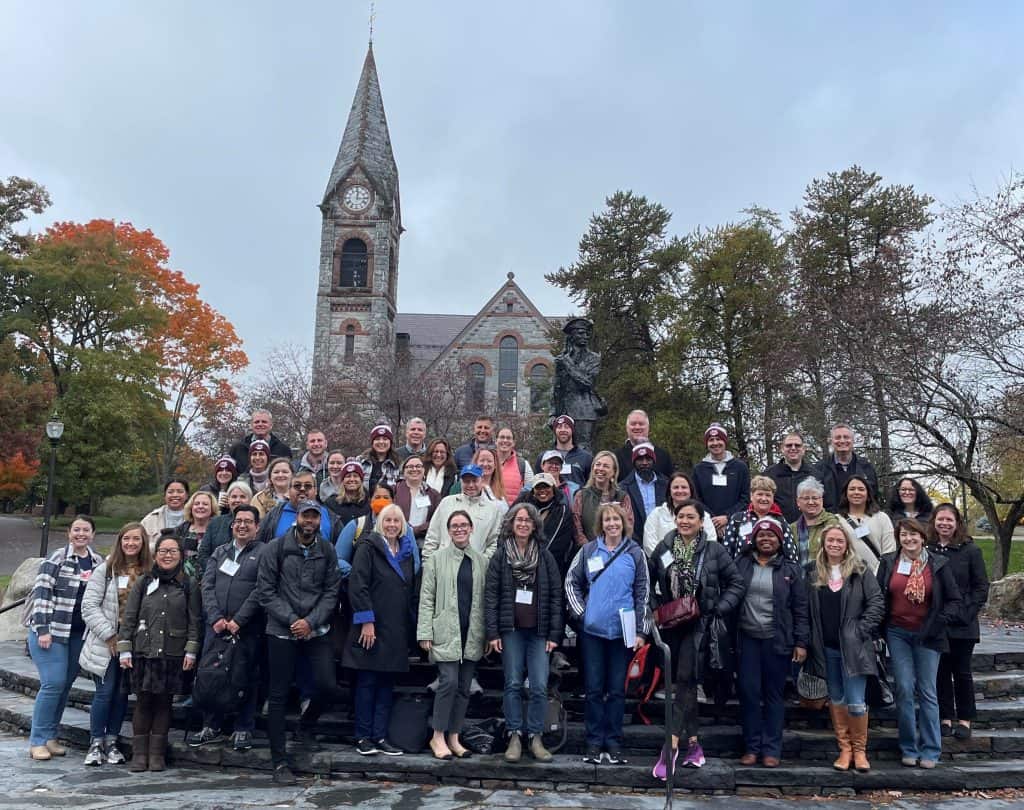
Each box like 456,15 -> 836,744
312,46 -> 560,418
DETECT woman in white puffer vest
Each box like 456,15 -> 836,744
79,523 -> 152,766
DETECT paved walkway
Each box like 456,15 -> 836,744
0,732 -> 1018,809
0,515 -> 115,577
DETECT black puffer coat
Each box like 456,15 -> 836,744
484,543 -> 564,644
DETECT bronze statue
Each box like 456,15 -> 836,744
551,318 -> 607,450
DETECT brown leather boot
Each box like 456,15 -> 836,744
848,712 -> 870,773
828,704 -> 852,771
129,693 -> 153,772
148,695 -> 172,772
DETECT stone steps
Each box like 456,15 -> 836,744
2,683 -> 1024,796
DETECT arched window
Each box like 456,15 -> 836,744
498,336 -> 518,413
466,363 -> 486,411
344,325 -> 355,361
338,238 -> 368,287
529,364 -> 551,413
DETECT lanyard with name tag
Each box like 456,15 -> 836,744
515,588 -> 534,605
146,579 -> 159,596
414,494 -> 431,508
897,558 -> 913,575
740,522 -> 753,537
854,524 -> 871,539
712,473 -> 728,487
587,556 -> 604,575
219,558 -> 241,577
561,463 -> 572,476
117,575 -> 130,589
660,549 -> 673,569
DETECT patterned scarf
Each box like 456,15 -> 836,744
903,548 -> 929,604
669,533 -> 699,599
504,536 -> 539,588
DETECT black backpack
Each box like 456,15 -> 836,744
386,693 -> 432,753
193,633 -> 248,717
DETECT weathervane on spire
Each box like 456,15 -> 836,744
369,1 -> 376,45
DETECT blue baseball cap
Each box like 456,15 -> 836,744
459,464 -> 483,478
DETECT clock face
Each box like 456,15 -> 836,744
343,184 -> 371,211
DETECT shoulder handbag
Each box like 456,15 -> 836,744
654,551 -> 704,630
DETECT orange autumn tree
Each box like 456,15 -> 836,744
4,219 -> 247,488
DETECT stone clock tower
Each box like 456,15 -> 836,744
312,44 -> 401,406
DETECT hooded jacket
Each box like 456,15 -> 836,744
692,452 -> 751,518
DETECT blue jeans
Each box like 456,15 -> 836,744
501,628 -> 549,736
581,632 -> 629,750
354,670 -> 396,741
28,630 -> 85,746
824,646 -> 868,716
887,626 -> 941,762
737,632 -> 790,758
90,657 -> 129,739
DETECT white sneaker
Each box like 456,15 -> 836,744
84,739 -> 105,766
696,685 -> 708,704
653,689 -> 666,700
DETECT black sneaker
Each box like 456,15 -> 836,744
377,739 -> 404,757
272,763 -> 297,785
232,731 -> 253,751
954,724 -> 972,740
582,745 -> 602,764
356,738 -> 378,756
189,727 -> 224,748
604,749 -> 628,765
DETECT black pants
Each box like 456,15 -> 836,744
266,635 -> 338,764
937,637 -> 977,721
670,624 -> 699,743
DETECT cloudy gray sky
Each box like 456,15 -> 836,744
3,2 -> 1022,366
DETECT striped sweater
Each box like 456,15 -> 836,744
25,546 -> 103,640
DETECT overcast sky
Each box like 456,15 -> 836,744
3,2 -> 1022,366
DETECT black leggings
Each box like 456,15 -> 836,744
671,625 -> 699,743
937,637 -> 977,721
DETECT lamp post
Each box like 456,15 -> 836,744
38,417 -> 64,558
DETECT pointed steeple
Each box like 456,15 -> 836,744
323,45 -> 399,211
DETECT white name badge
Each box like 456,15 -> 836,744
219,558 -> 241,577
515,588 -> 534,605
739,522 -> 753,537
146,580 -> 159,596
415,494 -> 431,508
712,474 -> 728,487
561,464 -> 572,476
660,550 -> 673,569
117,575 -> 129,590
587,556 -> 605,575
854,524 -> 871,539
897,558 -> 913,575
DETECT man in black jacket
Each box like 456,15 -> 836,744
193,505 -> 265,751
764,432 -> 815,523
814,423 -> 879,512
256,502 -> 342,785
614,409 -> 673,482
534,414 -> 592,487
621,442 -> 668,540
229,409 -> 293,474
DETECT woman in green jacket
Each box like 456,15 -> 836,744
416,510 -> 488,760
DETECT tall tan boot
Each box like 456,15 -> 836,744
828,704 -> 852,771
848,712 -> 870,773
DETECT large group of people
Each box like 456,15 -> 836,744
21,409 -> 990,784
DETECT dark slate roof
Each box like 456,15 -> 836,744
323,45 -> 399,209
395,313 -> 473,348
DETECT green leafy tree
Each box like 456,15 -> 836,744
0,176 -> 51,255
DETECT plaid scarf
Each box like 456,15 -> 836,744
903,548 -> 929,604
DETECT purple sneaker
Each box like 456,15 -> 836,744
652,745 -> 679,781
682,741 -> 705,769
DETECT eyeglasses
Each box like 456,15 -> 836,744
292,482 -> 315,490
156,548 -> 181,556
449,524 -> 472,532
232,519 -> 256,526
798,495 -> 823,502
783,443 -> 803,449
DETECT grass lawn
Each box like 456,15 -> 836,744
973,536 -> 1024,578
